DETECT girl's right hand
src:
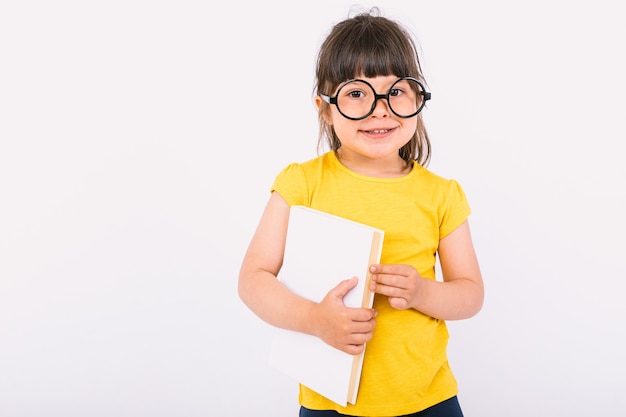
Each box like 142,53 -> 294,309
312,276 -> 377,355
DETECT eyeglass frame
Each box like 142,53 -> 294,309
319,76 -> 432,121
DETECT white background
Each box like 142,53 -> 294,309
1,1 -> 625,416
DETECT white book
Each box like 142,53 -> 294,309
269,205 -> 384,407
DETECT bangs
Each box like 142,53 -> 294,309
326,22 -> 418,84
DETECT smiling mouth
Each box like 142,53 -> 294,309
364,128 -> 395,134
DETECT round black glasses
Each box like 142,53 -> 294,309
319,77 -> 431,121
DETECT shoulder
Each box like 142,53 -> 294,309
274,152 -> 335,182
271,153 -> 331,206
412,164 -> 471,228
412,164 -> 467,195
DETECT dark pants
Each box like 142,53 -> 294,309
299,396 -> 464,417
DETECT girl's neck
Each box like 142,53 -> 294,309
335,150 -> 412,178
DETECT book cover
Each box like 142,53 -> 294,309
268,205 -> 384,407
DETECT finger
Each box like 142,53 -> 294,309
373,273 -> 409,290
373,280 -> 406,298
388,297 -> 410,310
348,332 -> 373,346
342,344 -> 365,356
349,319 -> 376,335
370,263 -> 407,275
328,276 -> 358,300
348,307 -> 377,322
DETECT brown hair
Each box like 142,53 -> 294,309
315,8 -> 431,166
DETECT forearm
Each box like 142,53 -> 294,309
238,268 -> 319,335
240,266 -> 377,355
237,192 -> 319,333
238,192 -> 377,355
414,220 -> 483,320
412,277 -> 483,321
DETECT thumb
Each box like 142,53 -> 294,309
328,276 -> 358,301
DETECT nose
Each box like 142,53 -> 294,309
370,95 -> 391,117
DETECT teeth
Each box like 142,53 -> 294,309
370,129 -> 389,133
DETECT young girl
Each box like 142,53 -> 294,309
239,8 -> 483,417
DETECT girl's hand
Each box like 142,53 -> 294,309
312,276 -> 377,355
367,222 -> 483,319
369,264 -> 423,310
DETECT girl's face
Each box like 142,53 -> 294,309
318,75 -> 418,176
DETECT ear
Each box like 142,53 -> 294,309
314,95 -> 333,125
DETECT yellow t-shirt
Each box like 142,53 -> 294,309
272,151 -> 471,416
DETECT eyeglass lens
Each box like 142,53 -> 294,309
334,78 -> 425,119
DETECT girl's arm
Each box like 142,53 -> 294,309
238,191 -> 377,354
370,220 -> 484,320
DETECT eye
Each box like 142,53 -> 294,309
342,85 -> 367,100
338,80 -> 372,101
389,88 -> 402,97
345,89 -> 367,99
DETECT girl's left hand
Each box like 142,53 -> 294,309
369,264 -> 423,310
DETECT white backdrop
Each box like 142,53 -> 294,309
1,1 -> 625,416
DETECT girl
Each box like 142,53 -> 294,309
239,8 -> 483,417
